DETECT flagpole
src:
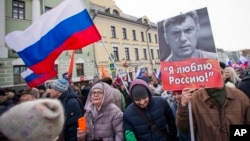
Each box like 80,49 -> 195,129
100,40 -> 130,94
188,101 -> 195,141
67,50 -> 75,83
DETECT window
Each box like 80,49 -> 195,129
157,49 -> 160,59
143,49 -> 148,60
75,49 -> 82,54
141,32 -> 145,42
111,26 -> 116,38
45,6 -> 52,12
12,49 -> 16,53
112,10 -> 119,16
76,63 -> 84,76
12,0 -> 25,19
148,33 -> 152,42
113,47 -> 119,61
132,30 -> 137,40
53,64 -> 58,79
125,48 -> 130,60
122,28 -> 127,39
54,64 -> 58,73
150,49 -> 155,60
134,48 -> 139,60
13,65 -> 27,84
155,34 -> 158,43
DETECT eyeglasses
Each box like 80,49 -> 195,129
91,82 -> 105,96
91,91 -> 104,96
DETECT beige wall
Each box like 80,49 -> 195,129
90,0 -> 115,8
93,12 -> 160,79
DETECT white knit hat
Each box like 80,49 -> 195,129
0,99 -> 65,141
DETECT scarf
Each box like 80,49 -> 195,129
205,86 -> 226,106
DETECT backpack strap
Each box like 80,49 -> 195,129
133,105 -> 173,140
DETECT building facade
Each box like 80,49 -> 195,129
89,0 -> 160,80
1,0 -> 243,90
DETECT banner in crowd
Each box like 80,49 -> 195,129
161,58 -> 223,90
157,7 -> 223,90
5,0 -> 101,74
5,0 -> 101,87
21,69 -> 57,88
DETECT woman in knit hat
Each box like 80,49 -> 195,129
0,99 -> 64,141
77,82 -> 123,141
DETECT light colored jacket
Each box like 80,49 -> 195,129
176,86 -> 250,141
111,87 -> 125,111
84,82 -> 123,141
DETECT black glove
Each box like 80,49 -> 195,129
169,134 -> 179,141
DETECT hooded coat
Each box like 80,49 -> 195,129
237,72 -> 250,98
84,82 -> 123,141
59,88 -> 84,141
123,79 -> 177,141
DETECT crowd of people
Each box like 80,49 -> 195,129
0,61 -> 250,141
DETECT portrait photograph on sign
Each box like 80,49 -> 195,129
157,7 -> 223,91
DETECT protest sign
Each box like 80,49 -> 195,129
157,7 -> 223,90
161,58 -> 223,90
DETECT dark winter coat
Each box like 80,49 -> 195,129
59,88 -> 84,141
123,79 -> 177,141
237,73 -> 250,98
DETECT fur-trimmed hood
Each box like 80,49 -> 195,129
84,82 -> 114,111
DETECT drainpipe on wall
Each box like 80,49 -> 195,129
0,0 -> 8,58
91,10 -> 100,77
41,0 -> 45,14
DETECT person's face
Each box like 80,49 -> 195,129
91,88 -> 104,107
120,84 -> 125,89
134,97 -> 149,108
49,88 -> 61,98
219,66 -> 227,84
20,94 -> 35,102
224,69 -> 231,78
173,93 -> 182,103
38,89 -> 46,95
165,16 -> 200,58
152,77 -> 158,84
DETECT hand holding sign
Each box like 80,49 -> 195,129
181,88 -> 198,107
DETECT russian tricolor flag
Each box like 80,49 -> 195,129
136,66 -> 143,78
21,69 -> 57,88
5,0 -> 101,75
155,66 -> 161,80
238,55 -> 249,68
126,69 -> 132,82
226,56 -> 232,67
